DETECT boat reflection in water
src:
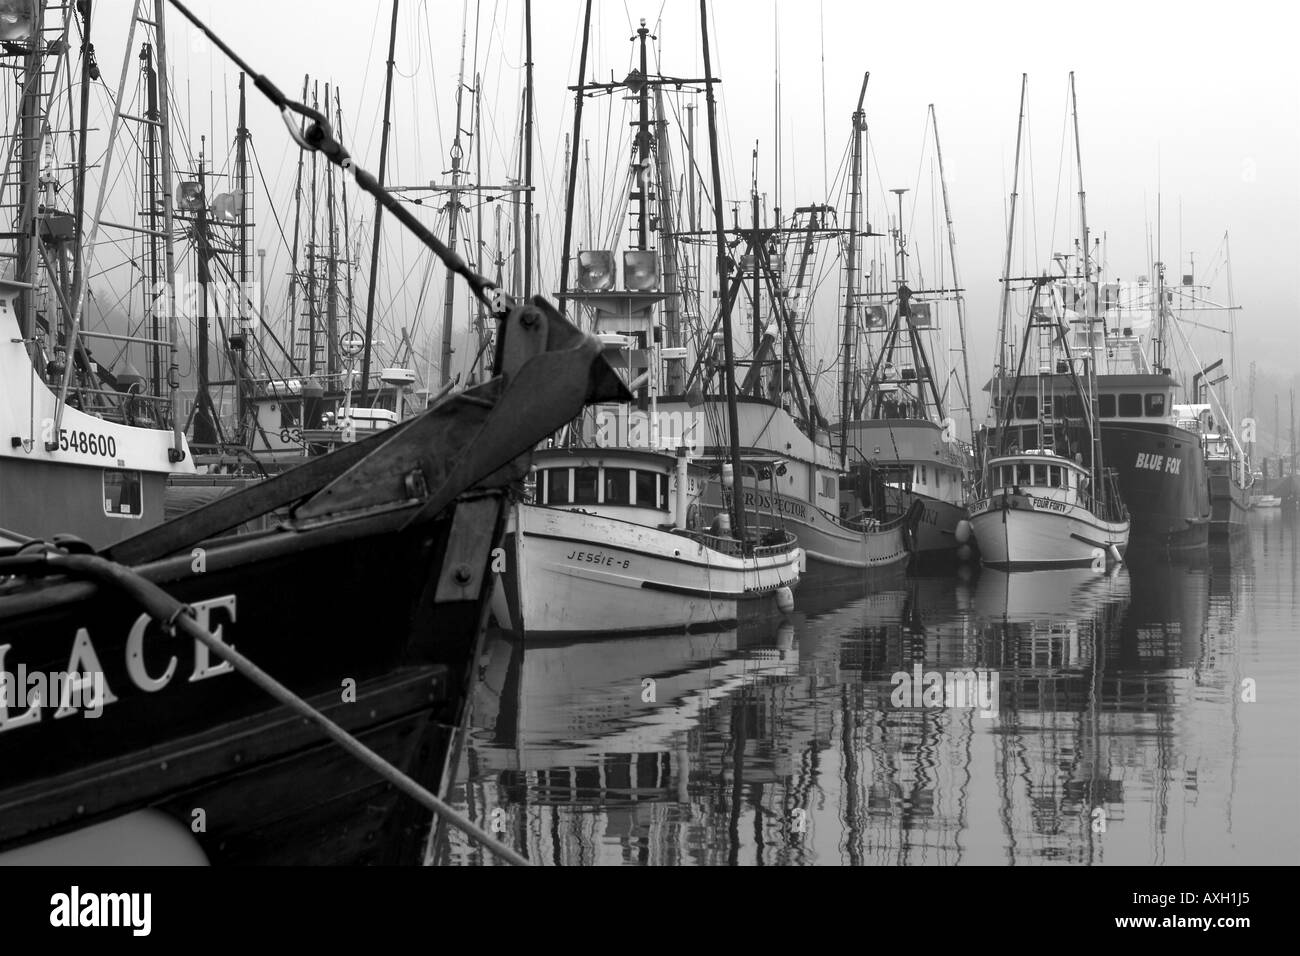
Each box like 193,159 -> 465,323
447,513 -> 1288,864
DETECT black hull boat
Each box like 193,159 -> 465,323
0,301 -> 625,864
1099,420 -> 1211,551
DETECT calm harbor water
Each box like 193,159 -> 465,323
446,508 -> 1299,865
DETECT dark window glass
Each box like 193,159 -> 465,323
1064,395 -> 1083,418
1032,465 -> 1047,486
603,468 -> 631,504
574,467 -> 599,504
1016,464 -> 1031,485
1118,393 -> 1143,417
1013,396 -> 1038,419
1099,394 -> 1116,417
104,469 -> 143,517
1049,467 -> 1063,488
1145,392 -> 1167,417
545,469 -> 570,505
657,474 -> 668,510
635,470 -> 656,508
280,401 -> 300,429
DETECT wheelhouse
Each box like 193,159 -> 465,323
985,452 -> 1093,505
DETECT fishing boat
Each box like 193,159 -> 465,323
493,17 -> 802,637
0,288 -> 624,865
835,103 -> 977,566
0,2 -> 629,862
973,272 -> 1130,568
494,441 -> 801,637
1174,404 -> 1251,534
987,75 -> 1209,554
646,73 -> 910,584
0,1 -> 202,547
971,447 -> 1129,569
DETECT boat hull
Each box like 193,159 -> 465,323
0,497 -> 497,860
494,503 -> 802,638
702,488 -> 910,574
1099,421 -> 1210,550
970,494 -> 1129,569
883,489 -> 969,563
1209,469 -> 1251,534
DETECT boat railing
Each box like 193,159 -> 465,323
672,526 -> 799,559
1079,468 -> 1129,523
841,509 -> 910,533
47,383 -> 170,429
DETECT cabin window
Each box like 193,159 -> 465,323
1099,394 -> 1116,417
819,474 -> 836,498
917,465 -> 927,485
280,400 -> 300,429
1145,393 -> 1167,417
103,469 -> 143,518
1016,464 -> 1031,485
1032,465 -> 1047,486
1118,393 -> 1143,417
574,467 -> 600,504
634,470 -> 657,509
604,468 -> 632,505
1063,395 -> 1083,418
545,468 -> 571,505
1049,466 -> 1063,488
1013,396 -> 1038,420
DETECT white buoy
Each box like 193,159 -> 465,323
954,519 -> 972,544
775,586 -> 795,614
721,462 -> 734,490
1108,544 -> 1123,565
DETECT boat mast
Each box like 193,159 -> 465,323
654,84 -> 682,359
1069,72 -> 1106,488
140,40 -> 163,399
360,0 -> 399,405
522,0 -> 534,298
996,74 -> 1028,415
699,0 -> 747,543
324,81 -> 340,379
306,82 -> 320,375
839,73 -> 867,468
14,1 -> 43,342
288,75 -> 307,371
439,13 -> 470,387
556,0 -> 593,315
189,143 -> 221,446
336,89 -> 355,344
70,0 -> 93,356
153,0 -> 183,459
234,71 -> 253,441
930,103 -> 976,449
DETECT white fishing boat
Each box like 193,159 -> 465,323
970,451 -> 1128,569
493,21 -> 800,637
974,75 -> 1128,570
493,446 -> 801,636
